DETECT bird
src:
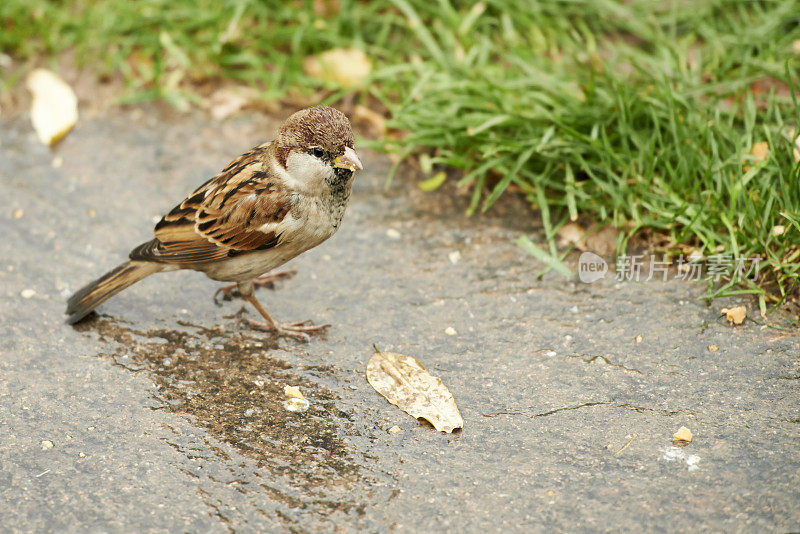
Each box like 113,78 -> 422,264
66,106 -> 363,341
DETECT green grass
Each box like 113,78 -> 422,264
3,0 -> 800,309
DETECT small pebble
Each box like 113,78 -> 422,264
545,350 -> 557,357
51,156 -> 63,168
635,334 -> 643,343
708,345 -> 719,352
162,358 -> 172,367
386,228 -> 401,240
78,452 -> 86,458
243,408 -> 257,417
12,208 -> 24,219
40,440 -> 54,450
444,327 -> 457,336
20,289 -> 36,299
283,398 -> 310,413
87,208 -> 96,218
569,305 -> 579,313
388,426 -> 402,434
448,251 -> 461,265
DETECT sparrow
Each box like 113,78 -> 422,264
66,106 -> 363,340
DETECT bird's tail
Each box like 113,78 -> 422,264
65,261 -> 162,324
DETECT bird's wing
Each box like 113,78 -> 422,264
130,142 -> 292,265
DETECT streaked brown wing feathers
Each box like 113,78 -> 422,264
131,141 -> 290,265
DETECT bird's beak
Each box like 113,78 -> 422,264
333,146 -> 363,172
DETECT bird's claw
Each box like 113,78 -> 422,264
243,317 -> 329,342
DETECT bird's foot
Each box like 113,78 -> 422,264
243,317 -> 330,343
214,269 -> 296,305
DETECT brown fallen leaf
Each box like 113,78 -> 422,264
353,104 -> 386,137
26,68 -> 78,146
303,48 -> 371,88
556,223 -> 618,256
207,87 -> 257,120
584,225 -> 619,257
557,222 -> 584,249
721,306 -> 746,325
366,351 -> 463,433
673,426 -> 693,442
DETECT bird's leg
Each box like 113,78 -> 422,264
237,280 -> 329,342
214,269 -> 296,304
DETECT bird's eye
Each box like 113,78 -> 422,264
310,146 -> 325,158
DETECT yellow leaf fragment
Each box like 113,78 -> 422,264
283,385 -> 304,400
673,426 -> 693,442
708,345 -> 719,352
26,69 -> 78,146
303,48 -> 371,88
366,351 -> 463,433
557,222 -> 584,248
721,306 -> 746,325
750,141 -> 769,162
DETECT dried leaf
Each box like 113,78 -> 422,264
721,306 -> 746,325
556,223 -> 618,256
283,385 -> 304,400
366,351 -> 463,433
673,426 -> 693,442
584,225 -> 619,257
743,141 -> 769,171
303,48 -> 371,88
26,69 -> 78,146
557,222 -> 585,248
353,104 -> 386,137
207,87 -> 255,120
751,141 -> 769,162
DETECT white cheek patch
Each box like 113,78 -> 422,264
283,151 -> 334,193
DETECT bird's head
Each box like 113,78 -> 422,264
274,106 -> 363,190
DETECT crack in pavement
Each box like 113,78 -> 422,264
482,401 -> 697,419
